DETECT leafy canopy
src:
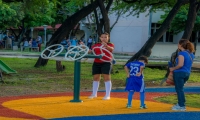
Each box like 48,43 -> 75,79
0,0 -> 17,30
0,0 -> 57,30
159,5 -> 200,34
112,0 -> 177,17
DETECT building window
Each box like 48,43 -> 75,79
151,23 -> 173,42
189,32 -> 196,43
166,32 -> 173,42
189,31 -> 200,43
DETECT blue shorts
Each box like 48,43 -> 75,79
125,77 -> 145,92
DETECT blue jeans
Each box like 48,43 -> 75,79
173,72 -> 190,107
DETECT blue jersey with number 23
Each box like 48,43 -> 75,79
126,61 -> 145,79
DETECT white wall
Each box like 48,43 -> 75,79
151,43 -> 177,57
195,45 -> 200,57
80,23 -> 91,44
173,32 -> 183,44
151,11 -> 165,23
151,43 -> 200,57
109,11 -> 149,54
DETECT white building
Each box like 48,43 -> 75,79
109,11 -> 149,55
108,10 -> 200,57
150,11 -> 200,57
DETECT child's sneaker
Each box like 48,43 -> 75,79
88,95 -> 97,99
140,104 -> 147,109
126,104 -> 132,108
102,96 -> 110,100
171,104 -> 186,111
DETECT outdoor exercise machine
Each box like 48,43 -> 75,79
41,44 -> 115,102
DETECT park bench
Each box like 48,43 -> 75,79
20,46 -> 39,52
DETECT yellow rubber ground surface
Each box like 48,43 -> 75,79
1,96 -> 200,120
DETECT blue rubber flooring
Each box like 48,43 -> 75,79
110,87 -> 200,93
52,112 -> 200,120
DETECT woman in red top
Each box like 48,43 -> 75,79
88,32 -> 114,100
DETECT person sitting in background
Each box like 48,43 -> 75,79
78,39 -> 84,45
59,38 -> 69,52
37,36 -> 42,52
0,39 -> 4,49
70,37 -> 78,46
87,36 -> 93,49
66,39 -> 71,46
23,39 -> 29,46
61,38 -> 67,45
68,37 -> 78,51
23,38 -> 29,51
29,38 -> 32,47
31,38 -> 38,51
9,34 -> 15,46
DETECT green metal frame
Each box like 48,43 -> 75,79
70,54 -> 102,102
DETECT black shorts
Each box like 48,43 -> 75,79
92,62 -> 112,75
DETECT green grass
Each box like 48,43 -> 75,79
1,57 -> 200,83
0,57 -> 200,96
154,94 -> 200,108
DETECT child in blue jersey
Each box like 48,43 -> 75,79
124,56 -> 148,109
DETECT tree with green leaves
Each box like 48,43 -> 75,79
121,0 -> 190,64
159,0 -> 200,53
159,1 -> 200,36
1,0 -> 56,47
0,1 -> 18,30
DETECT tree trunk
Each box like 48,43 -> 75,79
56,61 -> 65,72
15,27 -> 23,42
194,31 -> 199,55
110,10 -> 123,30
126,0 -> 187,64
93,7 -> 102,37
17,20 -> 26,48
182,0 -> 197,39
34,0 -> 103,67
93,0 -> 113,36
97,0 -> 113,34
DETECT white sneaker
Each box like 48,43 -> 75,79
102,96 -> 110,100
88,95 -> 97,99
171,104 -> 186,111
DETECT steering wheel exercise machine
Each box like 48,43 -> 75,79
41,44 -> 115,102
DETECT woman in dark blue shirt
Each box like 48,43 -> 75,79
170,39 -> 195,111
